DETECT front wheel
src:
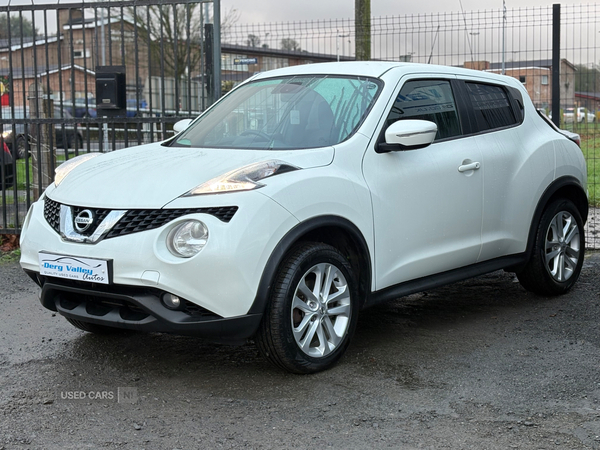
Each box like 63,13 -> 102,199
517,199 -> 585,296
256,242 -> 359,374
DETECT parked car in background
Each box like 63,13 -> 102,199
62,98 -> 97,119
19,62 -> 588,374
563,107 -> 595,124
537,109 -> 581,147
0,140 -> 13,189
1,106 -> 84,159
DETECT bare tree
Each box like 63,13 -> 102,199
126,5 -> 239,79
280,38 -> 301,52
247,34 -> 261,47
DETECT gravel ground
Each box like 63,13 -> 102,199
0,253 -> 599,450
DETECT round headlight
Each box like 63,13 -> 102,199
166,220 -> 209,258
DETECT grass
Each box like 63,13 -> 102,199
575,128 -> 600,207
0,248 -> 20,264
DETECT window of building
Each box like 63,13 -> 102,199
385,79 -> 461,141
73,49 -> 90,59
465,82 -> 517,132
519,75 -> 526,84
541,75 -> 549,85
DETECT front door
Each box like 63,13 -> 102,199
363,77 -> 483,290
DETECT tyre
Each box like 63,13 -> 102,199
517,199 -> 585,296
256,242 -> 359,374
70,134 -> 83,151
16,136 -> 27,159
66,317 -> 126,334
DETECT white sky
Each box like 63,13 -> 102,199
222,0 -> 594,23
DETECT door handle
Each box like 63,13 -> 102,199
458,161 -> 481,173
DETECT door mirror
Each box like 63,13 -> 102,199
376,119 -> 438,153
173,119 -> 193,134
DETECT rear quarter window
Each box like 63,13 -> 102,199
465,82 -> 518,132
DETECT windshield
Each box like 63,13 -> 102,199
171,75 -> 383,150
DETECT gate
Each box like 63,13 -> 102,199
0,0 -> 220,234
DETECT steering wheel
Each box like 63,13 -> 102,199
240,130 -> 271,141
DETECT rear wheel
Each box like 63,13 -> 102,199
256,242 -> 359,374
517,199 -> 585,296
16,136 -> 27,159
66,317 -> 127,334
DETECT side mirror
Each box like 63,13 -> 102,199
376,119 -> 437,153
173,119 -> 193,134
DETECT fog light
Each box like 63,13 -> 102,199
162,293 -> 181,310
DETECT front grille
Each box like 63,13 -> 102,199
105,206 -> 238,239
43,197 -> 238,239
44,197 -> 61,234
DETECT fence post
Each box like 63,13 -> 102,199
355,0 -> 371,61
27,83 -> 54,200
551,3 -> 561,128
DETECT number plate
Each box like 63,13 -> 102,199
39,252 -> 110,285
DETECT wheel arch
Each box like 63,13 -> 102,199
524,176 -> 588,259
248,215 -> 372,315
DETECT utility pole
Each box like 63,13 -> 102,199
355,0 -> 370,61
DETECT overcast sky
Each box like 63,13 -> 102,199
222,0 -> 593,23
0,0 -> 595,23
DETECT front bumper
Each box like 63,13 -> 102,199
28,272 -> 262,343
20,188 -> 299,325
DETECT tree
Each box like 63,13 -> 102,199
0,14 -> 38,40
126,5 -> 239,79
574,64 -> 600,93
247,34 -> 261,47
280,38 -> 301,52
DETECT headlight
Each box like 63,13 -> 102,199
54,152 -> 101,186
184,160 -> 299,196
1,130 -> 12,139
166,220 -> 209,258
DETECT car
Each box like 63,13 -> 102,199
62,98 -> 97,119
537,109 -> 581,146
562,106 -> 595,124
19,62 -> 588,373
1,106 -> 84,158
1,140 -> 13,190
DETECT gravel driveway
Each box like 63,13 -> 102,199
1,253 -> 599,449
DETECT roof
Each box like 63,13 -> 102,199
489,58 -> 576,71
0,64 -> 95,79
0,35 -> 62,53
253,61 -> 524,85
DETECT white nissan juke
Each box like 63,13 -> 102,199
20,62 -> 588,373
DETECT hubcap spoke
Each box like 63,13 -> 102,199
291,261 -> 352,358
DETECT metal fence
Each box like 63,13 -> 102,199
1,0 -> 219,233
222,4 -> 600,249
1,2 -> 599,249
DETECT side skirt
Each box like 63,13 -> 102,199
366,253 -> 527,308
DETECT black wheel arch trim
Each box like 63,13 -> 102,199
523,176 -> 588,261
248,215 -> 372,315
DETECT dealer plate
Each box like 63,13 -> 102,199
39,252 -> 110,285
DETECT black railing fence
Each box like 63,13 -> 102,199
1,2 -> 598,249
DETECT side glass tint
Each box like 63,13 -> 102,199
385,79 -> 461,141
465,82 -> 517,132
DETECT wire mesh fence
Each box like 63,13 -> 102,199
0,2 -> 599,249
225,4 -> 599,248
